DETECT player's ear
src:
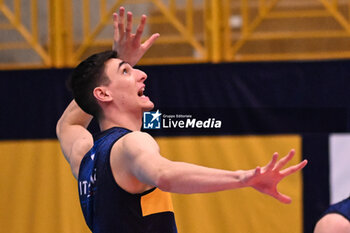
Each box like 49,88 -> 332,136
93,86 -> 112,102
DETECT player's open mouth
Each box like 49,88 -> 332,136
138,87 -> 145,97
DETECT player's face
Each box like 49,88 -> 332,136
103,58 -> 154,112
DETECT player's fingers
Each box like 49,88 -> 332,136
134,15 -> 147,44
264,152 -> 278,171
126,11 -> 133,37
280,159 -> 308,177
254,166 -> 261,176
274,149 -> 295,171
140,33 -> 160,50
113,13 -> 119,39
118,7 -> 125,37
275,191 -> 292,204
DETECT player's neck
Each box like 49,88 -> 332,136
99,110 -> 142,132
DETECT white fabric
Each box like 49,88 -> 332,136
329,133 -> 350,204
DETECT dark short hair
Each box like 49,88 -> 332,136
68,50 -> 118,118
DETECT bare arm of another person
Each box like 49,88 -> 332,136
314,214 -> 350,233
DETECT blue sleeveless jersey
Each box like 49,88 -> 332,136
324,197 -> 350,221
78,127 -> 178,233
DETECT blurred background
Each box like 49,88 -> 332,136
1,0 -> 350,232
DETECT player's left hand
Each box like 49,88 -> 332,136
242,149 -> 308,204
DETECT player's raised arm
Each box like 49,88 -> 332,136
56,100 -> 93,178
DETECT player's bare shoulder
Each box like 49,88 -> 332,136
314,214 -> 350,233
118,131 -> 160,157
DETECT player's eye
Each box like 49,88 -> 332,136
123,68 -> 128,75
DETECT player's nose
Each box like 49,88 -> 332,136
136,69 -> 147,82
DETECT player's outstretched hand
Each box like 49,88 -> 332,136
242,149 -> 308,204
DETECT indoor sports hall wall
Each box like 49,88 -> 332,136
1,60 -> 350,233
